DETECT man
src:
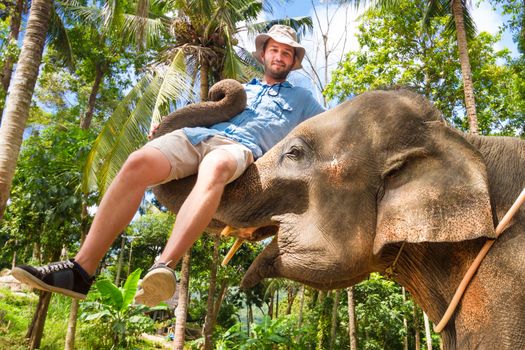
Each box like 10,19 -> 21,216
13,25 -> 325,306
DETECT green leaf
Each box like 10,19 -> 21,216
121,268 -> 142,312
83,309 -> 111,321
96,278 -> 123,309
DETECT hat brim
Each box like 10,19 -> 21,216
252,33 -> 305,71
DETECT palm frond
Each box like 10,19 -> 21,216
122,14 -> 166,48
151,49 -> 193,124
248,16 -> 314,41
82,73 -> 155,194
47,2 -> 75,70
235,45 -> 263,81
64,5 -> 103,27
445,0 -> 477,40
423,0 -> 476,40
82,58 -> 194,195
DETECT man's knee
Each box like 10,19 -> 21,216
199,151 -> 237,185
120,148 -> 171,183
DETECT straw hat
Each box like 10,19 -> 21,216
253,25 -> 305,71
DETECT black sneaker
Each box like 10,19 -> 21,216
135,262 -> 176,307
12,259 -> 94,299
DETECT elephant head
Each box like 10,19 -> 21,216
213,89 -> 497,290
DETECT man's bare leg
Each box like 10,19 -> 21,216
135,149 -> 237,306
160,149 -> 237,265
75,147 -> 171,275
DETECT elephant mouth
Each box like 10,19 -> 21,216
220,224 -> 279,274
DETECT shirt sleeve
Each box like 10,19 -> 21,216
301,89 -> 326,121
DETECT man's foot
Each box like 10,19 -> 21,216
135,262 -> 176,307
12,260 -> 94,299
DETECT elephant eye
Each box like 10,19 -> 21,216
285,145 -> 303,160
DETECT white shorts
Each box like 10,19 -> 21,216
144,130 -> 254,184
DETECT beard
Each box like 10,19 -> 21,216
263,58 -> 293,81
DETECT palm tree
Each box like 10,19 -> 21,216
0,0 -> 76,120
83,0 -> 313,195
0,0 -> 24,121
345,0 -> 479,133
423,0 -> 478,134
0,0 -> 53,221
173,251 -> 191,350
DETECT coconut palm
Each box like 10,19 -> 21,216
0,0 -> 165,219
83,0 -> 313,195
422,0 -> 479,134
0,0 -> 75,121
350,0 -> 479,133
0,0 -> 54,221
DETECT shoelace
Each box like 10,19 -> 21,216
37,260 -> 74,275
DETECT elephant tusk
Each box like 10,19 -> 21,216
221,227 -> 260,266
221,238 -> 245,267
220,225 -> 234,237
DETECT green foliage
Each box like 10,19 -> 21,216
324,0 -> 524,136
488,0 -> 525,53
79,268 -> 161,348
206,314 -> 316,350
0,7 -> 20,110
0,287 -> 35,349
353,274 -> 411,349
0,121 -> 97,267
123,208 -> 174,275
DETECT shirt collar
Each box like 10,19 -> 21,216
248,78 -> 293,88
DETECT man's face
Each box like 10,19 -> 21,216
261,38 -> 295,81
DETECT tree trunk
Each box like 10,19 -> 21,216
275,289 -> 279,318
27,291 -> 53,349
316,291 -> 328,350
202,235 -> 220,350
329,289 -> 340,350
402,287 -> 408,350
451,0 -> 478,134
65,299 -> 80,350
0,0 -> 24,121
414,304 -> 421,350
65,226 -> 88,350
423,312 -> 433,350
209,280 -> 228,332
200,61 -> 209,102
115,235 -> 126,286
286,286 -> 296,315
246,303 -> 251,336
298,285 -> 305,328
0,0 -> 53,219
173,251 -> 191,350
347,287 -> 357,350
268,290 -> 274,319
80,65 -> 105,129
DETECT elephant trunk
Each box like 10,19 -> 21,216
152,79 -> 247,138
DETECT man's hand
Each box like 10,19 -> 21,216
148,123 -> 160,140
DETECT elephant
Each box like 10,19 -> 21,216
153,83 -> 525,348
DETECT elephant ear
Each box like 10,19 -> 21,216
373,124 -> 496,254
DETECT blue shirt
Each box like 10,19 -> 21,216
183,78 -> 325,159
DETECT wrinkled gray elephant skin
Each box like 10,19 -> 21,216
211,90 -> 524,349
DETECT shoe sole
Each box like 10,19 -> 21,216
135,268 -> 176,307
12,267 -> 87,300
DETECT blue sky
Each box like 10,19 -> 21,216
266,0 -> 519,57
240,0 -> 520,102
